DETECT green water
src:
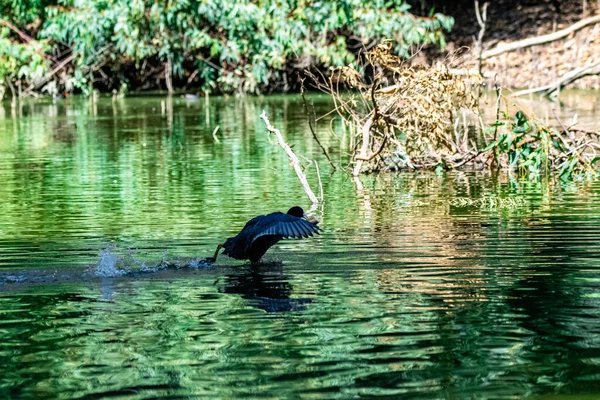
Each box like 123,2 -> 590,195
1,93 -> 600,398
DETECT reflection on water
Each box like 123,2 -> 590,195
220,264 -> 312,313
1,93 -> 600,398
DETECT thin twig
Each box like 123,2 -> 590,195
315,160 -> 324,201
0,19 -> 34,43
492,83 -> 502,168
552,108 -> 592,170
474,1 -> 489,76
300,80 -> 337,171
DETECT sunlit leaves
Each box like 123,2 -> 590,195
485,111 -> 598,180
2,0 -> 453,94
0,28 -> 49,87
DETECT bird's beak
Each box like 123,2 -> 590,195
304,213 -> 320,225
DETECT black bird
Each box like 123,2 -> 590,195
210,206 -> 320,263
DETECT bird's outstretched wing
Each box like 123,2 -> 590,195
251,214 -> 320,243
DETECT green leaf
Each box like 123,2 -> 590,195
483,141 -> 497,151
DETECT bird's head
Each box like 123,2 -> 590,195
286,206 -> 305,218
287,206 -> 319,224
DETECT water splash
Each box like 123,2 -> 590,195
94,245 -> 214,277
95,246 -> 130,277
1,245 -> 215,287
187,258 -> 216,269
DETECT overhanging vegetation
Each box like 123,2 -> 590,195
0,0 -> 453,97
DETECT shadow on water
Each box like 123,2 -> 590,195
219,263 -> 312,313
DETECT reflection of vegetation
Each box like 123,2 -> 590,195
1,65 -> 600,400
2,95 -> 598,268
0,95 -> 341,265
0,0 -> 453,96
1,122 -> 600,396
449,196 -> 527,209
3,209 -> 600,399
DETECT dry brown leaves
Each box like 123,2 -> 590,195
310,44 -> 483,174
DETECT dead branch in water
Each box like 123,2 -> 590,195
24,52 -> 78,95
260,111 -> 319,205
305,43 -> 600,178
307,44 -> 481,175
511,59 -> 600,97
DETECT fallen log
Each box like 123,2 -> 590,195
482,15 -> 600,60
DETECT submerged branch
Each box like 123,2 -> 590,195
511,60 -> 600,97
352,112 -> 376,176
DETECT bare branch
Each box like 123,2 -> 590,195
260,111 -> 319,205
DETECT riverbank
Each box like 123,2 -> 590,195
420,0 -> 600,91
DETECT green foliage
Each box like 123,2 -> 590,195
0,0 -> 51,93
0,0 -> 454,95
0,28 -> 49,87
0,0 -> 48,26
485,111 -> 598,179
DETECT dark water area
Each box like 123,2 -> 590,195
1,92 -> 600,398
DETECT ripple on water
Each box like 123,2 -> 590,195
2,96 -> 600,398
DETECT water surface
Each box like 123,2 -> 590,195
1,93 -> 600,398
